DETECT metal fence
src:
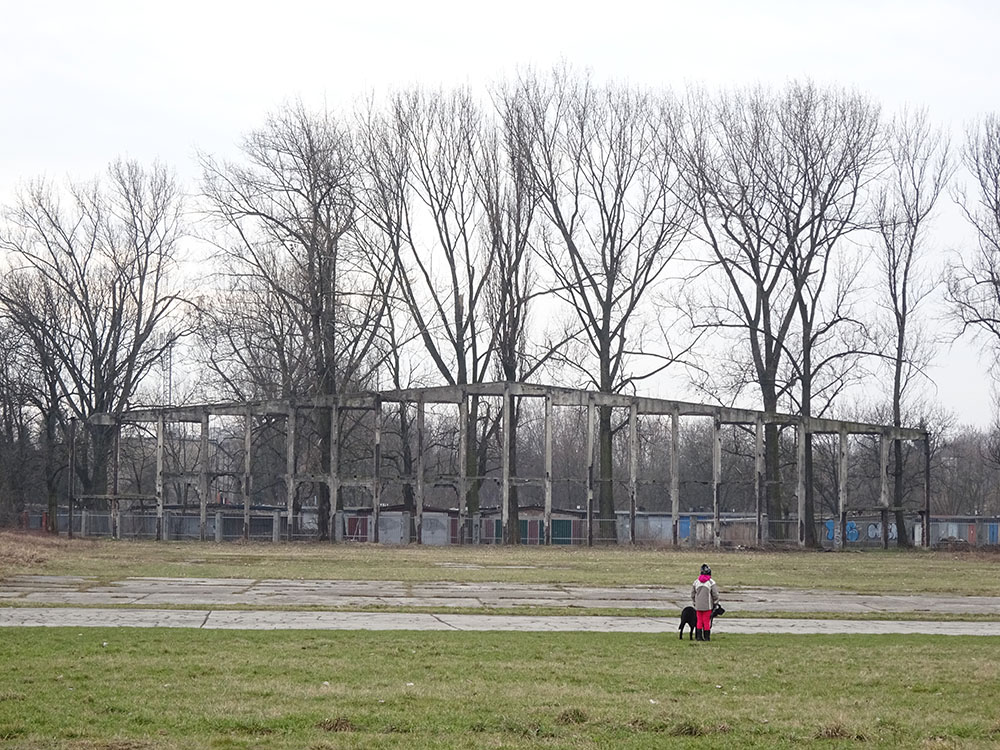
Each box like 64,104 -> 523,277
16,508 -> 1000,548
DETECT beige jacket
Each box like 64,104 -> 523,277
691,577 -> 720,611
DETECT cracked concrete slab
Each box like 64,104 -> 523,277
2,575 -> 1000,621
1,607 -> 998,635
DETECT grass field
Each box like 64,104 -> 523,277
2,531 -> 1000,596
2,532 -> 1000,748
2,628 -> 1000,749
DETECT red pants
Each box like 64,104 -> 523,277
696,609 -> 712,630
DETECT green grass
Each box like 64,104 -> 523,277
3,531 -> 1000,595
1,628 -> 999,749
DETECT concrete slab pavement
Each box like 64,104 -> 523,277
1,575 -> 998,635
4,575 -> 1000,614
1,606 -> 998,635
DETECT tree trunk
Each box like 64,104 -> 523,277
598,404 -> 616,541
761,385 -> 785,537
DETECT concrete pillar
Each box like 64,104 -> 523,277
215,511 -> 223,543
712,416 -> 722,548
628,404 -> 638,545
585,398 -> 595,547
755,417 -> 765,547
458,395 -> 468,545
81,509 -> 89,538
199,412 -> 210,542
243,411 -> 252,541
285,405 -> 296,541
156,414 -> 165,542
797,421 -> 806,547
415,398 -> 424,544
373,398 -> 382,543
880,431 -> 890,549
544,395 -> 553,545
923,434 -> 932,548
838,429 -> 849,550
501,384 -> 511,545
328,402 -> 339,544
272,510 -> 281,543
671,408 -> 680,546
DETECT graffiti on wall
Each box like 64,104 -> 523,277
824,519 -> 898,543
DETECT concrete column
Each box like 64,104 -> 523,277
415,398 -> 424,544
671,408 -> 680,546
797,421 -> 806,547
215,511 -> 223,543
880,431 -> 890,549
199,412 -> 209,542
501,384 -> 511,545
628,403 -> 638,545
373,398 -> 382,543
755,417 -> 764,546
586,398 -> 595,547
328,402 -> 339,544
112,424 -> 121,541
543,394 -> 553,546
713,416 -> 722,548
272,510 -> 281,543
285,405 -> 296,541
458,396 -> 468,545
243,411 -> 252,541
81,509 -> 89,538
838,428 -> 849,550
156,414 -> 165,542
923,434 -> 932,548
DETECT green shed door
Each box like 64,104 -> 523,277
551,519 -> 572,545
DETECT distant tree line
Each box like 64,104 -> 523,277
3,68 -> 1000,540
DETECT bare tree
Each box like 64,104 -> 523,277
948,114 -> 1000,366
199,101 -> 392,537
479,115 -> 541,543
507,67 -> 690,540
359,89 -> 498,518
875,107 -> 954,545
678,82 -> 881,543
0,160 -> 189,503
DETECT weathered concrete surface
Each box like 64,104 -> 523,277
1,575 -> 998,634
3,575 -> 1000,615
0,606 -> 998,635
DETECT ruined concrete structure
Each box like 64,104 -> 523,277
102,382 -> 930,548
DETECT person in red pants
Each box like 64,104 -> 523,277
691,564 -> 720,641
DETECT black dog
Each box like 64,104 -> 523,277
678,604 -> 725,639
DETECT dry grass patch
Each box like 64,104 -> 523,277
0,530 -> 86,573
555,708 -> 587,725
316,717 -> 355,732
815,720 -> 869,741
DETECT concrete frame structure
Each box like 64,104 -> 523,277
105,382 -> 930,548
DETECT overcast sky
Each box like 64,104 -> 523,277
2,0 -> 998,426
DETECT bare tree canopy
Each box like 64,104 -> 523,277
948,114 -> 1000,365
678,81 -> 882,541
504,67 -> 691,536
199,100 -> 390,400
0,160 -> 189,497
